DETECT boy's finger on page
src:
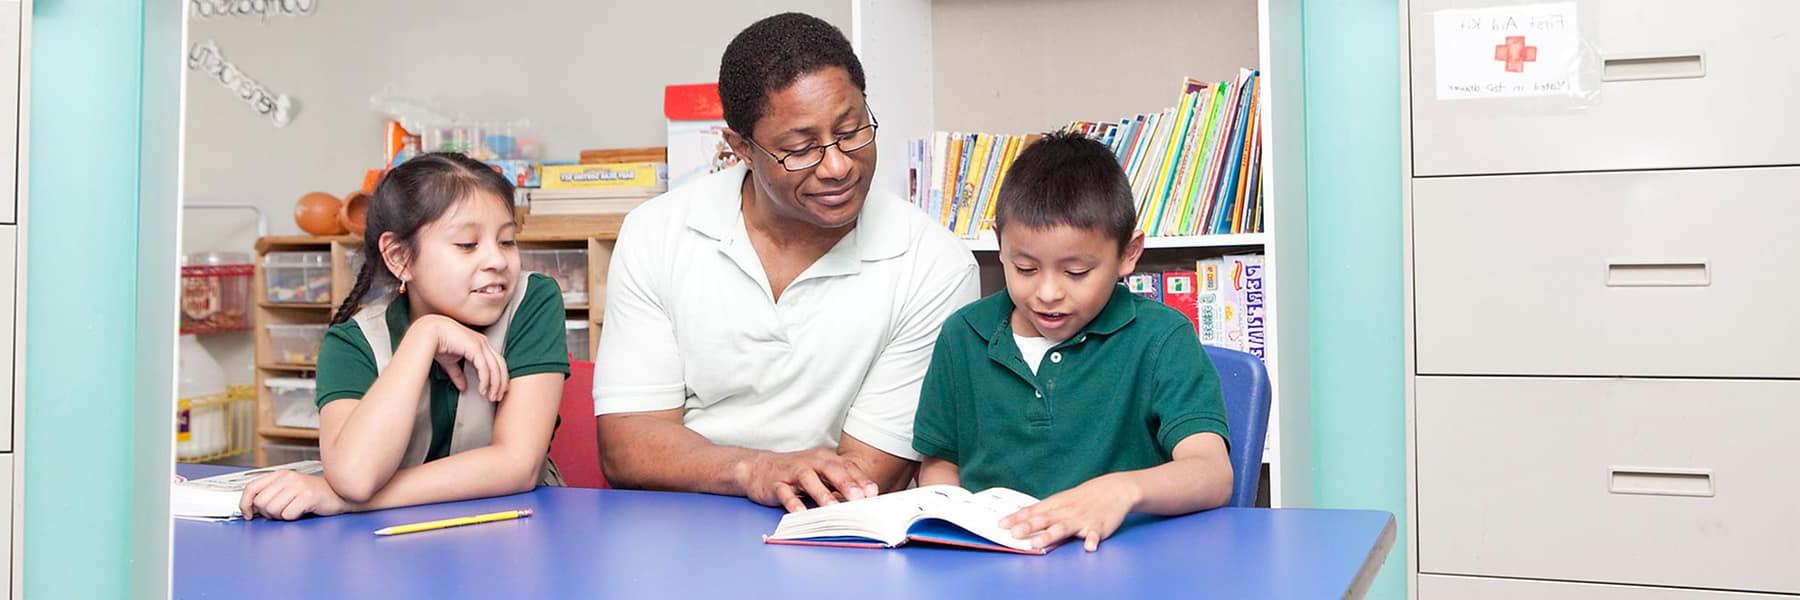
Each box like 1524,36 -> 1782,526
775,483 -> 806,513
1083,529 -> 1100,552
1034,523 -> 1068,549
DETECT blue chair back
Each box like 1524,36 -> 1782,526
1203,345 -> 1271,507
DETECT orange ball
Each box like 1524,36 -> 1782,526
295,192 -> 346,236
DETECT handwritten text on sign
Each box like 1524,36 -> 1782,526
1433,2 -> 1580,100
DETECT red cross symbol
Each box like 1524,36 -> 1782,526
1494,35 -> 1538,73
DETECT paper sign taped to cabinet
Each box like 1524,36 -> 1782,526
1433,2 -> 1583,100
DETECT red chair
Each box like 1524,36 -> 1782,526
549,360 -> 609,488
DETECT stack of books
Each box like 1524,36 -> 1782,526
910,68 -> 1263,239
527,160 -> 668,217
1123,252 -> 1267,360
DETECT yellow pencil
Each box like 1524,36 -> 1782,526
373,509 -> 533,536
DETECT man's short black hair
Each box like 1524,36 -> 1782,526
718,12 -> 867,139
994,131 -> 1138,251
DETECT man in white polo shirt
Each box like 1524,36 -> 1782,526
592,13 -> 978,512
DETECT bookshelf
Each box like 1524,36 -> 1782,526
247,217 -> 621,466
854,0 -> 1310,507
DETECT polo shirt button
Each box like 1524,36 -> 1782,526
1034,390 -> 1042,398
1050,352 -> 1062,364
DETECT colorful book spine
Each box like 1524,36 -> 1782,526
965,134 -> 1007,238
1196,258 -> 1225,346
1125,273 -> 1163,302
1146,93 -> 1196,234
1238,254 -> 1268,359
939,133 -> 966,227
1213,71 -> 1257,235
1161,271 -> 1201,335
928,132 -> 949,220
977,135 -> 1020,236
954,134 -> 995,237
1179,84 -> 1227,236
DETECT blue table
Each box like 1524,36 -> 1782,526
175,464 -> 1394,599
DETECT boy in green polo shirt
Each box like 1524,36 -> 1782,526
913,131 -> 1233,552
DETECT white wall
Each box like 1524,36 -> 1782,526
182,0 -> 852,382
931,0 -> 1259,133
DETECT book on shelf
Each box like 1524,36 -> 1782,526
1126,272 -> 1163,302
526,187 -> 661,216
911,69 -> 1264,241
1120,253 -> 1267,360
764,485 -> 1053,555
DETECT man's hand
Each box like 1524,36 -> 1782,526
737,448 -> 882,512
999,473 -> 1141,551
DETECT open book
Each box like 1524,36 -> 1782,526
764,485 -> 1053,554
171,460 -> 323,521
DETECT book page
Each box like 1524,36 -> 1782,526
914,487 -> 1041,551
767,485 -> 970,546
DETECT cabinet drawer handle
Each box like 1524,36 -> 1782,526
1605,260 -> 1709,287
1610,468 -> 1713,497
1603,53 -> 1705,82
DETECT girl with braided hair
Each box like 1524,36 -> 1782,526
240,152 -> 570,520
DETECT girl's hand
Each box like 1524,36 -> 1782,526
239,471 -> 349,521
417,315 -> 510,402
999,473 -> 1140,551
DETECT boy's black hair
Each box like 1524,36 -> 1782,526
718,12 -> 866,140
994,131 -> 1138,251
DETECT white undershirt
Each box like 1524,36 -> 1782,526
1013,334 -> 1064,375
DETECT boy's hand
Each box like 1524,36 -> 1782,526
239,471 -> 350,521
1000,473 -> 1141,551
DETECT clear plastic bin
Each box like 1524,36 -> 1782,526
566,320 -> 590,362
342,247 -> 394,301
265,377 -> 319,429
264,251 -> 332,303
267,323 -> 327,365
180,252 -> 254,333
520,248 -> 588,305
262,441 -> 321,465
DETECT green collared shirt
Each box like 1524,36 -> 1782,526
912,285 -> 1230,499
315,273 -> 571,462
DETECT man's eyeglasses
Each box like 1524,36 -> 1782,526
744,109 -> 879,172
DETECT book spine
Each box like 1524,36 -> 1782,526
940,133 -> 966,227
954,133 -> 995,237
1161,271 -> 1201,335
1196,257 -> 1225,347
929,131 -> 949,222
1125,272 -> 1163,302
1147,93 -> 1196,234
1240,253 -> 1268,360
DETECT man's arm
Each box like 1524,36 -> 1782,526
837,432 -> 916,494
597,409 -> 885,512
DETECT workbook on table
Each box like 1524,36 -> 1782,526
171,460 -> 323,521
763,485 -> 1055,554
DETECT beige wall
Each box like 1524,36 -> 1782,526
182,1 -> 852,382
931,0 -> 1258,134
